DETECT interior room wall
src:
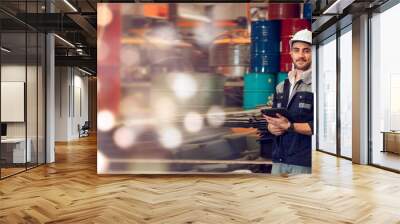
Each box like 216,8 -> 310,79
55,66 -> 89,141
1,64 -> 38,138
1,64 -> 44,164
71,72 -> 89,138
55,66 -> 70,141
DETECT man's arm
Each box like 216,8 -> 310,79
290,122 -> 312,136
264,114 -> 313,136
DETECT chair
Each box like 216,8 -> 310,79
79,121 -> 90,138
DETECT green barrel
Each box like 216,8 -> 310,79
243,73 -> 275,110
276,72 -> 288,86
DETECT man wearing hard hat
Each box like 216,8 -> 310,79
264,29 -> 313,175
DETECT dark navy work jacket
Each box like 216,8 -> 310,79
271,70 -> 313,167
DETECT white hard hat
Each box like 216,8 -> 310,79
289,29 -> 312,47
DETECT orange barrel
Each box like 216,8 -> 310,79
267,3 -> 300,19
281,36 -> 292,53
280,19 -> 311,54
281,19 -> 311,37
280,53 -> 292,72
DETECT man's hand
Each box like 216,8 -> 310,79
264,114 -> 290,136
267,123 -> 285,136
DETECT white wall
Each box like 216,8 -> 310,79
1,65 -> 33,138
71,73 -> 89,139
55,67 -> 89,141
1,65 -> 26,134
74,71 -> 89,138
1,64 -> 46,164
55,66 -> 69,141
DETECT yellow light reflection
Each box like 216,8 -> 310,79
97,151 -> 109,174
171,73 -> 197,100
98,5 -> 113,27
153,97 -> 177,123
184,112 -> 204,133
113,126 -> 137,149
206,106 -> 226,127
158,126 -> 182,149
98,110 -> 115,132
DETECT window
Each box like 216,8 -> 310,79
317,35 -> 337,154
370,3 -> 400,171
0,1 -> 46,179
339,27 -> 352,158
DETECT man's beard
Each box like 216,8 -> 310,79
294,60 -> 311,71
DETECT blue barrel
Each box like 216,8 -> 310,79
243,73 -> 276,110
251,20 -> 280,40
251,41 -> 279,55
276,72 -> 288,85
250,53 -> 280,73
250,20 -> 281,73
251,20 -> 280,53
303,3 -> 313,20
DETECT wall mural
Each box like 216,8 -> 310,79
97,3 -> 313,175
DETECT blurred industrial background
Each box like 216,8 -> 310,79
96,3 -> 312,174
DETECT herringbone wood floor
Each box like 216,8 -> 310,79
1,135 -> 400,224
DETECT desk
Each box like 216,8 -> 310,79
382,131 -> 400,154
1,138 -> 31,163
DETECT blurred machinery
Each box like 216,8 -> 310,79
171,111 -> 274,173
100,107 -> 274,173
209,29 -> 250,78
209,28 -> 250,108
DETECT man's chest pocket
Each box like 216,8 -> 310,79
274,93 -> 285,108
292,92 -> 313,120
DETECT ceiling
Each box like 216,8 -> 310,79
0,0 -> 97,73
4,0 -> 388,74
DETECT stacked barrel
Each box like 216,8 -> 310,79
280,19 -> 311,73
303,2 -> 313,20
267,3 -> 300,19
243,3 -> 311,110
243,73 -> 276,110
244,20 -> 279,110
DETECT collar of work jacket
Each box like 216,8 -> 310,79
287,68 -> 312,86
286,68 -> 312,107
